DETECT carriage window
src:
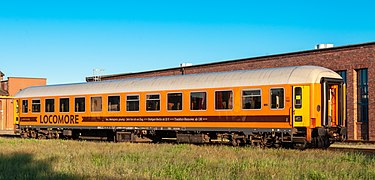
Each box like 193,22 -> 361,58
190,92 -> 207,110
215,91 -> 233,110
146,94 -> 160,111
126,95 -> 139,111
91,97 -> 102,112
45,99 -> 55,113
22,100 -> 28,113
294,87 -> 302,109
270,88 -> 284,109
32,99 -> 41,113
60,98 -> 70,112
167,93 -> 182,111
75,97 -> 85,112
108,96 -> 120,112
242,90 -> 261,109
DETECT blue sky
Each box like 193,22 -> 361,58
0,1 -> 374,84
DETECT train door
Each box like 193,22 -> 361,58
14,99 -> 19,126
328,85 -> 338,126
321,78 -> 345,127
292,86 -> 310,127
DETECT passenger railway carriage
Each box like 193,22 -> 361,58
14,66 -> 346,148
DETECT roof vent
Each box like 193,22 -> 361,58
92,68 -> 104,82
315,44 -> 334,49
180,63 -> 193,67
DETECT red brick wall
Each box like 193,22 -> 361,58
100,43 -> 375,141
101,68 -> 182,80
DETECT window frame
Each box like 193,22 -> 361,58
214,90 -> 234,111
45,98 -> 55,113
167,92 -> 183,112
294,87 -> 302,109
31,99 -> 41,113
59,97 -> 70,113
74,96 -> 86,113
90,96 -> 103,113
356,68 -> 368,122
270,87 -> 285,110
241,89 -> 262,110
146,93 -> 161,112
108,95 -> 121,112
189,91 -> 208,111
126,94 -> 140,112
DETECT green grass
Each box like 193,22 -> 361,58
0,138 -> 374,179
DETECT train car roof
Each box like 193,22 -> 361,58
15,66 -> 342,98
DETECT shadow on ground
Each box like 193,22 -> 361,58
0,153 -> 81,179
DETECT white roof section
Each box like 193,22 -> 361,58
15,66 -> 342,98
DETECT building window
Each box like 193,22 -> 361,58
336,70 -> 347,84
126,95 -> 139,111
357,68 -> 368,122
91,97 -> 102,112
108,96 -> 120,112
32,99 -> 41,113
75,97 -> 85,112
270,88 -> 284,109
242,89 -> 261,109
146,94 -> 160,111
215,90 -> 233,110
22,100 -> 28,113
167,93 -> 182,111
190,92 -> 207,110
45,99 -> 55,113
60,98 -> 70,112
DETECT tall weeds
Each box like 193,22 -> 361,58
0,138 -> 374,179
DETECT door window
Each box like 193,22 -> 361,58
294,87 -> 302,109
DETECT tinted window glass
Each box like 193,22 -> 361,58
167,93 -> 182,111
108,96 -> 120,111
91,97 -> 102,112
22,100 -> 28,113
32,99 -> 41,113
294,87 -> 302,109
146,94 -> 160,111
242,90 -> 261,109
45,99 -> 55,112
75,97 -> 85,112
357,68 -> 368,122
60,98 -> 70,112
190,92 -> 207,110
215,91 -> 233,110
271,88 -> 284,109
126,95 -> 139,111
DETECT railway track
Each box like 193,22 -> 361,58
328,146 -> 375,155
0,134 -> 19,139
345,140 -> 375,144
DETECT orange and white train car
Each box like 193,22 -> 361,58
14,66 -> 346,148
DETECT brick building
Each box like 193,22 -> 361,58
87,41 -> 375,141
0,73 -> 46,134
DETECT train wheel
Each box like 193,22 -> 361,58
30,130 -> 37,139
323,137 -> 331,149
37,134 -> 45,139
293,139 -> 308,150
